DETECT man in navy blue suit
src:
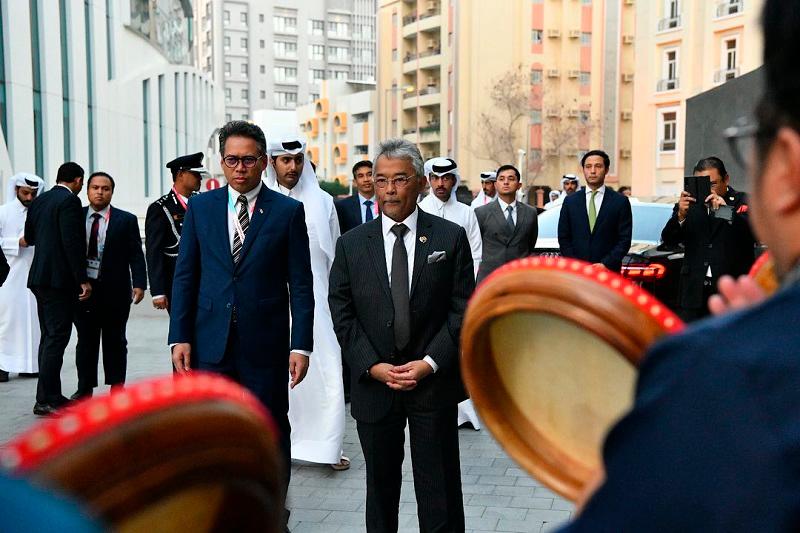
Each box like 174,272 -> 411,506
561,1 -> 800,529
168,121 -> 314,508
557,150 -> 632,272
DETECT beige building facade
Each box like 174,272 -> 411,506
297,80 -> 378,184
631,0 -> 763,196
377,0 -> 636,192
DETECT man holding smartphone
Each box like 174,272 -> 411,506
661,156 -> 756,321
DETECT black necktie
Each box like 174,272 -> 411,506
88,213 -> 101,259
364,200 -> 373,222
232,194 -> 250,264
390,223 -> 410,352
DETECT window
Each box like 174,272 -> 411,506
241,63 -> 249,75
259,64 -> 265,74
223,10 -> 230,23
311,44 -> 324,60
580,72 -> 591,85
716,0 -> 742,17
275,91 -> 298,109
224,87 -> 231,102
259,13 -> 264,23
328,21 -> 349,38
241,89 -> 249,101
274,15 -> 297,33
310,92 -> 320,102
724,37 -> 738,71
334,70 -> 347,80
225,113 -> 231,122
240,12 -> 247,24
579,110 -> 590,124
310,69 -> 325,83
274,41 -> 298,57
530,109 -> 542,124
241,37 -> 248,50
260,39 -> 265,49
328,46 -> 349,62
223,36 -> 230,50
224,62 -> 231,76
274,66 -> 298,82
660,110 -> 677,151
659,0 -> 680,30
308,19 -> 324,35
531,30 -> 543,44
142,79 -> 150,196
658,48 -> 679,90
241,113 -> 248,120
260,90 -> 266,99
580,32 -> 592,46
530,69 -> 542,84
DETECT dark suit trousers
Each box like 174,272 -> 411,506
198,321 -> 292,498
357,397 -> 464,533
31,286 -> 77,404
74,282 -> 131,390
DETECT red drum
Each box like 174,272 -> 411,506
1,373 -> 284,532
461,257 -> 684,501
749,251 -> 779,295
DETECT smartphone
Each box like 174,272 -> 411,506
684,176 -> 712,204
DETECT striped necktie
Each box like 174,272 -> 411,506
232,194 -> 250,263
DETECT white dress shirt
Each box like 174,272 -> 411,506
585,185 -> 606,215
496,197 -> 518,225
227,181 -> 261,252
359,193 -> 378,223
85,205 -> 111,260
380,208 -> 438,373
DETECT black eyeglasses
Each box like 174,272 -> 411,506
222,155 -> 264,169
722,117 -> 758,169
374,175 -> 416,189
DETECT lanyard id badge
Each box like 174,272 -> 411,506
87,258 -> 101,279
229,195 -> 256,245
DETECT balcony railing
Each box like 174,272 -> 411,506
419,7 -> 441,20
404,52 -> 417,62
716,0 -> 743,18
418,48 -> 441,58
714,67 -> 740,83
419,122 -> 440,134
403,12 -> 417,25
418,85 -> 440,96
660,139 -> 677,152
656,78 -> 680,92
657,16 -> 682,31
402,127 -> 417,135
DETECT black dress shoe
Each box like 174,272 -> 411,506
33,402 -> 59,416
70,389 -> 93,401
0,370 -> 8,383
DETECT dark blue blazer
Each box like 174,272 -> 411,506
557,187 -> 632,271
334,194 -> 367,235
562,284 -> 800,532
167,185 -> 314,368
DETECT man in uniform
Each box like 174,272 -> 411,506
661,156 -> 756,321
144,152 -> 206,313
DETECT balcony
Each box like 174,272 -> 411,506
402,127 -> 418,143
657,16 -> 681,32
419,122 -> 441,143
656,78 -> 680,92
716,0 -> 743,18
402,12 -> 417,26
714,67 -> 740,83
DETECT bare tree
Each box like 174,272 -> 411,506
471,66 -> 529,167
541,99 -> 599,178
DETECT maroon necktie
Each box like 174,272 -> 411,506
88,213 -> 101,259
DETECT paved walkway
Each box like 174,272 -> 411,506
0,304 -> 573,532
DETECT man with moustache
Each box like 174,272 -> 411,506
336,160 -> 378,235
329,138 -> 474,532
470,171 -> 497,208
168,121 -> 314,521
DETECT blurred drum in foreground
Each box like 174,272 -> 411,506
749,251 -> 779,295
1,373 -> 284,533
461,257 -> 684,502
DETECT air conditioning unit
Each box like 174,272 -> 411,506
567,108 -> 580,117
621,110 -> 633,120
622,73 -> 634,83
622,35 -> 634,44
547,69 -> 560,78
624,0 -> 634,5
620,148 -> 632,158
569,30 -> 581,39
546,108 -> 561,118
547,29 -> 561,38
567,70 -> 580,79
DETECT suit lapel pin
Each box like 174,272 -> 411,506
259,208 -> 263,214
419,236 -> 427,243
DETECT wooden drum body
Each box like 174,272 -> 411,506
461,257 -> 683,501
1,374 -> 284,533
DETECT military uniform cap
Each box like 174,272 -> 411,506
166,152 -> 209,176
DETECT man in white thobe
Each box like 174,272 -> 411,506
0,173 -> 45,382
418,157 -> 483,430
470,171 -> 497,208
264,136 -> 349,470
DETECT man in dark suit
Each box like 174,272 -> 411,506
144,152 -> 204,313
475,164 -> 538,284
168,121 -> 314,514
329,138 -> 474,532
72,172 -> 147,399
561,3 -> 800,529
335,160 -> 377,235
558,150 -> 632,272
25,162 -> 92,416
661,156 -> 756,321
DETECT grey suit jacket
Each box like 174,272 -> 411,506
475,200 -> 538,284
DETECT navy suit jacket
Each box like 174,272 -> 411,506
557,187 -> 632,271
563,283 -> 800,531
335,194 -> 369,235
168,185 -> 314,368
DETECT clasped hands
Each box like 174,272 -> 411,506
369,360 -> 433,391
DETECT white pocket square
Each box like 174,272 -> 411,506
427,251 -> 447,264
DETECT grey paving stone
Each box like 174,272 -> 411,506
483,506 -> 528,521
508,496 -> 555,510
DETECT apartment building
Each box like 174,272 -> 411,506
631,0 -> 763,196
195,0 -> 377,121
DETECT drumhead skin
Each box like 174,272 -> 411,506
1,373 -> 284,533
461,257 -> 683,502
